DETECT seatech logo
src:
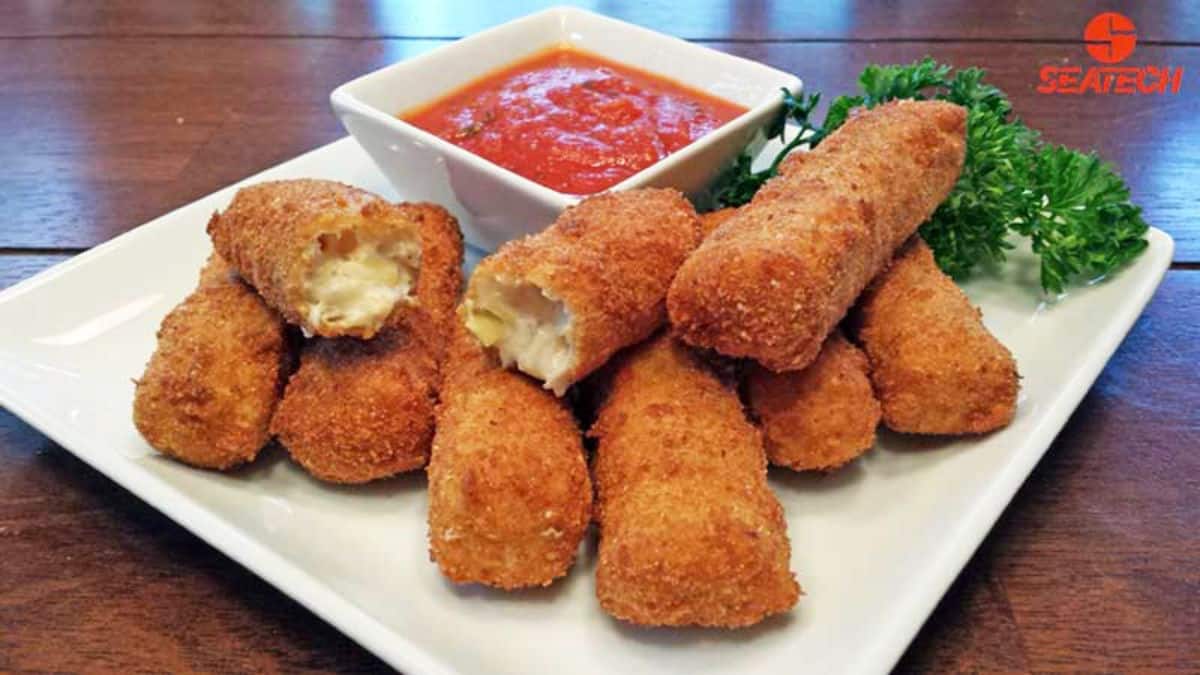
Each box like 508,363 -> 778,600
1038,12 -> 1183,95
1084,12 -> 1137,63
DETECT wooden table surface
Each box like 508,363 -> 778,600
1,2 -> 1197,672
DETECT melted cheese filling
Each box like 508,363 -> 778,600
304,230 -> 420,336
464,276 -> 575,396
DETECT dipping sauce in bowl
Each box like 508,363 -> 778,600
402,46 -> 748,195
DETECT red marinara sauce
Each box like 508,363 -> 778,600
402,47 -> 748,195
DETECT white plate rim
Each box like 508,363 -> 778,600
0,136 -> 1175,674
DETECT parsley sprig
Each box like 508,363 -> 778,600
711,57 -> 1149,293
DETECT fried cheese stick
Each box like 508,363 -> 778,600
133,255 -> 291,470
590,333 -> 799,628
463,189 -> 700,396
745,331 -> 880,471
851,237 -> 1018,434
270,203 -> 463,483
208,179 -> 425,339
668,100 -> 967,372
697,207 -> 738,239
427,324 -> 592,589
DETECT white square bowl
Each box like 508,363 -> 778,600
330,6 -> 800,250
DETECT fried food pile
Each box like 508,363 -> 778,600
133,101 -> 1019,628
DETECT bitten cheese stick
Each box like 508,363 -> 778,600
133,255 -> 291,470
589,333 -> 800,628
427,324 -> 592,589
851,237 -> 1018,434
668,100 -> 966,372
270,203 -> 463,483
207,179 -> 425,339
463,188 -> 700,395
745,331 -> 880,471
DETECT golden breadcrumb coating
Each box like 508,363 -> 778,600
270,203 -> 464,483
270,327 -> 438,482
397,202 -> 466,353
589,333 -> 800,628
207,179 -> 425,339
463,188 -> 700,395
133,254 -> 291,470
426,324 -> 592,589
850,237 -> 1018,434
667,100 -> 967,372
697,207 -> 738,239
745,331 -> 880,471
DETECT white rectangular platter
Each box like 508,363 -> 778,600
0,136 -> 1173,675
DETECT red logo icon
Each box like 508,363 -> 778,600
1083,12 -> 1137,64
1037,12 -> 1181,95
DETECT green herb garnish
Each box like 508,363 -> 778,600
711,90 -> 824,207
711,57 -> 1149,293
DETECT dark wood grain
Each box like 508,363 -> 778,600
900,270 -> 1200,672
2,39 -> 1197,259
0,414 -> 390,674
1,262 -> 389,672
0,255 -> 73,288
2,0 -> 1198,42
1,260 -> 1194,672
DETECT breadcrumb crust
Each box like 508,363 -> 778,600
589,333 -> 800,627
270,203 -> 464,483
668,100 -> 967,371
426,325 -> 593,589
133,255 -> 290,470
466,188 -> 700,392
850,237 -> 1018,434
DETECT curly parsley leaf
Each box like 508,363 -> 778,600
1017,146 -> 1150,293
942,66 -> 1011,118
710,154 -> 765,210
711,89 -> 825,207
821,94 -> 863,139
822,57 -> 952,137
919,107 -> 1036,279
858,57 -> 951,104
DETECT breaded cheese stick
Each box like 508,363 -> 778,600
462,189 -> 700,396
270,327 -> 439,482
745,331 -> 880,471
133,254 -> 291,470
851,237 -> 1018,434
697,207 -> 738,239
589,333 -> 799,628
668,100 -> 967,372
270,203 -> 463,483
427,324 -> 592,589
207,179 -> 425,339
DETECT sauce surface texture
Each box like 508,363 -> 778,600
402,47 -> 747,195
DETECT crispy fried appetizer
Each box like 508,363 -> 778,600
851,237 -> 1018,434
207,179 -> 425,339
589,333 -> 800,628
133,255 -> 291,470
270,203 -> 463,483
270,327 -> 438,482
462,188 -> 700,396
745,331 -> 880,471
697,207 -> 738,239
668,100 -> 967,372
427,324 -> 592,589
